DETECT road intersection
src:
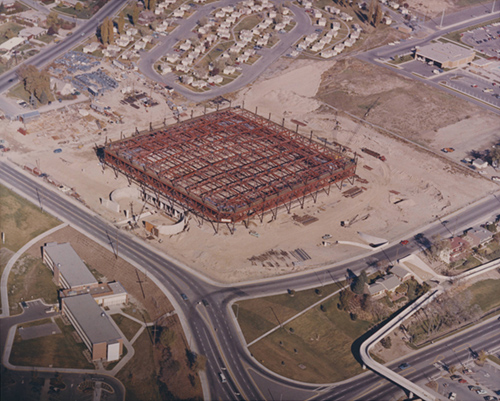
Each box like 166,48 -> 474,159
1,151 -> 500,401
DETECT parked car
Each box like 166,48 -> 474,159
449,393 -> 457,400
400,240 -> 409,245
450,375 -> 461,380
459,379 -> 468,384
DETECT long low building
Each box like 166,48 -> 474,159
62,293 -> 123,361
415,42 -> 475,68
43,243 -> 98,290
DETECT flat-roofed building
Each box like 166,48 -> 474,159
60,281 -> 128,307
415,42 -> 475,68
42,243 -> 98,290
61,293 -> 123,361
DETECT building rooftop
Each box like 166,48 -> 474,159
60,281 -> 127,298
44,243 -> 98,288
390,265 -> 410,280
63,293 -> 122,344
416,42 -> 474,64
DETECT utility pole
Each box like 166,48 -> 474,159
440,8 -> 445,28
493,0 -> 496,13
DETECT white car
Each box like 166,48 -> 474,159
448,393 -> 456,400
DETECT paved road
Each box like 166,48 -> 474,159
138,1 -> 315,102
356,7 -> 500,115
1,158 -> 500,400
0,0 -> 128,116
0,300 -> 126,400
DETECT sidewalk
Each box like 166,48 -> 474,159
0,223 -> 68,318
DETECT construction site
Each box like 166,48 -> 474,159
103,107 -> 358,230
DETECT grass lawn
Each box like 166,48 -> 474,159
10,317 -> 94,369
111,314 -> 142,341
469,279 -> 500,312
0,22 -> 24,45
0,184 -> 60,253
6,81 -> 31,103
248,293 -> 372,383
18,317 -> 52,329
199,40 -> 233,69
233,15 -> 261,36
36,34 -> 54,44
8,255 -> 60,315
121,304 -> 150,323
488,355 -> 500,365
116,329 -> 160,401
234,282 -> 345,344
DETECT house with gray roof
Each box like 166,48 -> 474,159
368,274 -> 402,298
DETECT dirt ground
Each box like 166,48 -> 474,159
1,41 -> 499,284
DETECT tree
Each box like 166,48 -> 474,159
477,350 -> 487,365
100,18 -> 108,44
74,2 -> 83,11
338,288 -> 354,311
46,11 -> 61,29
117,12 -> 125,34
39,90 -> 48,105
490,147 -> 500,166
198,16 -> 208,26
374,4 -> 383,26
352,270 -> 367,295
4,29 -> 16,39
17,64 -> 52,105
381,336 -> 392,349
368,0 -> 375,25
132,4 -> 140,25
107,17 -> 114,43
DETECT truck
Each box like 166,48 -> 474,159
361,147 -> 386,161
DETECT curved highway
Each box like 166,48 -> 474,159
1,160 -> 500,400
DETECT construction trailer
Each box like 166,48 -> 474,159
103,107 -> 357,230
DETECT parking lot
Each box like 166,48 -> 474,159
399,58 -> 443,78
437,362 -> 500,401
442,71 -> 500,108
462,23 -> 500,58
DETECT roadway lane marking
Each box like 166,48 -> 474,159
432,354 -> 445,364
243,367 -> 269,401
400,367 -> 416,377
348,380 -> 384,401
197,311 -> 250,400
453,343 -> 471,353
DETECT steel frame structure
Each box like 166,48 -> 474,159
103,107 -> 357,225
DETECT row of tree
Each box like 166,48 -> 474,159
17,65 -> 53,106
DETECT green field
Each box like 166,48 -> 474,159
10,317 -> 94,369
469,279 -> 500,312
0,184 -> 60,253
8,255 -> 59,315
111,314 -> 142,341
117,329 -> 160,401
234,283 -> 344,344
0,22 -> 23,45
248,293 -> 372,383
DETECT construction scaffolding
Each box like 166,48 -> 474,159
103,107 -> 357,227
